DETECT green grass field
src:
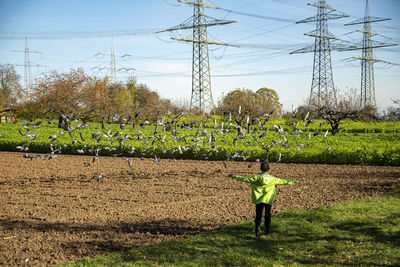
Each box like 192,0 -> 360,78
63,192 -> 400,266
1,118 -> 400,165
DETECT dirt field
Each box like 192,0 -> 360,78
0,152 -> 399,266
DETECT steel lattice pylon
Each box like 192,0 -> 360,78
190,1 -> 213,112
157,0 -> 235,113
309,5 -> 336,109
12,37 -> 45,89
360,11 -> 376,108
344,0 -> 394,108
291,1 -> 348,109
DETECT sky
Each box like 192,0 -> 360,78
0,0 -> 399,112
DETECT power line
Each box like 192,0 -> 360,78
291,0 -> 350,108
0,28 -> 159,40
343,0 -> 398,108
92,37 -> 134,83
159,0 -> 236,113
12,37 -> 46,89
215,7 -> 296,23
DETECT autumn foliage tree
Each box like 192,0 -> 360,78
29,69 -> 89,127
214,87 -> 282,126
80,76 -> 115,127
21,69 -> 182,125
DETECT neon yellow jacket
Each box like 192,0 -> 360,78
235,173 -> 297,205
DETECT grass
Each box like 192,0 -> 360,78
63,194 -> 400,267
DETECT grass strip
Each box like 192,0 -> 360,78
64,194 -> 400,266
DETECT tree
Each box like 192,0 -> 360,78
30,69 -> 89,127
256,87 -> 283,117
388,99 -> 400,134
135,84 -> 173,119
0,63 -> 21,109
308,88 -> 375,135
214,87 -> 282,127
80,76 -> 114,128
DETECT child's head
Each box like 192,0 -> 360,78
260,160 -> 269,172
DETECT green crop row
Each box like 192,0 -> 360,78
0,119 -> 399,165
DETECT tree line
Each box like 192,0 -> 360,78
0,64 -> 285,127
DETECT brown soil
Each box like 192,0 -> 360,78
0,152 -> 399,266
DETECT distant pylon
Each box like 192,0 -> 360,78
290,1 -> 348,109
344,0 -> 397,108
12,37 -> 45,89
93,37 -> 134,84
157,0 -> 235,113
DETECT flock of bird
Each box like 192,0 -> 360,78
3,109 -> 333,180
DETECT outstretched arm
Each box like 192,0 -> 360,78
271,176 -> 297,185
233,174 -> 260,183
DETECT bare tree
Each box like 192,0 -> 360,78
0,63 -> 21,109
309,88 -> 375,135
388,99 -> 400,134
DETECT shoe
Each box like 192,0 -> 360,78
255,232 -> 262,241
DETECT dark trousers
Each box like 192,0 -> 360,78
255,203 -> 272,235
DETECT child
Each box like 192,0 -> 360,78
229,160 -> 297,240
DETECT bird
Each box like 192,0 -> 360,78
323,130 -> 329,139
140,121 -> 150,128
27,133 -> 39,141
49,135 -> 58,142
125,158 -> 133,168
16,144 -> 29,152
22,153 -> 34,160
79,132 -> 85,142
36,154 -> 47,160
223,161 -> 227,168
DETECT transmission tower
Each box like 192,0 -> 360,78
158,0 -> 235,113
12,37 -> 45,89
290,1 -> 349,109
344,0 -> 397,108
93,37 -> 134,83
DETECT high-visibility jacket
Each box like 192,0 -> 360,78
235,173 -> 297,205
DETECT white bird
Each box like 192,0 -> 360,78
323,130 -> 329,139
125,158 -> 133,168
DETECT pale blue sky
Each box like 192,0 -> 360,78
1,0 -> 399,111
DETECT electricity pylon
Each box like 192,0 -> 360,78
12,37 -> 45,89
93,37 -> 134,83
158,0 -> 235,113
290,1 -> 349,109
344,0 -> 397,108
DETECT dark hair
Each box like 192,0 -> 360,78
260,160 -> 269,172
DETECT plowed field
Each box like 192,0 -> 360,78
0,152 -> 399,266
